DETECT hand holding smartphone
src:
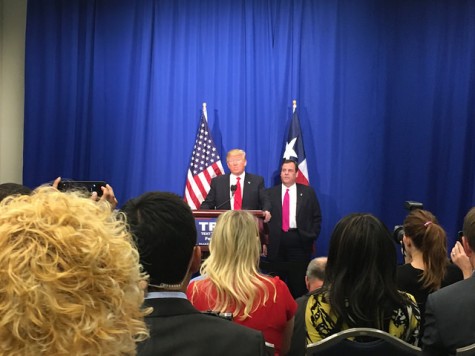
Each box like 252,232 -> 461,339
57,180 -> 107,197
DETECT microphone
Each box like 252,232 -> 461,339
215,185 -> 237,209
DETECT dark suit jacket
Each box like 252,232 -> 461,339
200,173 -> 270,211
422,276 -> 475,355
266,184 -> 322,260
137,298 -> 265,356
287,287 -> 323,356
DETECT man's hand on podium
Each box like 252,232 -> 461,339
263,210 -> 271,223
261,244 -> 268,257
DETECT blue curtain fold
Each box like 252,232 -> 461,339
24,0 -> 475,257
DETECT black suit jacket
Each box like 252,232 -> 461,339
137,298 -> 265,356
200,173 -> 270,211
266,184 -> 322,260
422,276 -> 475,355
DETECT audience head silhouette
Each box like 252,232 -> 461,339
402,209 -> 448,290
0,182 -> 31,202
305,256 -> 327,291
0,187 -> 148,355
121,191 -> 200,290
324,213 -> 415,328
197,210 -> 267,319
463,207 -> 475,250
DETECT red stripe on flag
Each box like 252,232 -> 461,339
185,179 -> 200,209
194,174 -> 209,198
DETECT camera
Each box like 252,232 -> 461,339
392,201 -> 424,245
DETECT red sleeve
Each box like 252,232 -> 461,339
273,277 -> 298,320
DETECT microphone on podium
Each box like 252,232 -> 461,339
215,185 -> 237,209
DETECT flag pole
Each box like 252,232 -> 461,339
292,99 -> 297,113
202,102 -> 207,121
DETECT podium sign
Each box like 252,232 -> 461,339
192,210 -> 268,251
195,218 -> 217,246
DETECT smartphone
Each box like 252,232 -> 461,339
57,181 -> 107,197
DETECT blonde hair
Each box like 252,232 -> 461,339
193,210 -> 275,319
0,187 -> 148,355
226,149 -> 246,160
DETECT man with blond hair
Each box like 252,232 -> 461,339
200,148 -> 271,221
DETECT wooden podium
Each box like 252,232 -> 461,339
192,210 -> 269,252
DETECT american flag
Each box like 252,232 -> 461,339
282,100 -> 310,185
184,103 -> 224,209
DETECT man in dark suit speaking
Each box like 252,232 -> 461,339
265,159 -> 322,298
122,192 -> 265,356
200,148 -> 271,222
422,207 -> 475,355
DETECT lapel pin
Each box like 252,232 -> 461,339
300,193 -> 303,197
247,181 -> 251,184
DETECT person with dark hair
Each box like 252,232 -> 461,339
397,209 -> 464,334
306,213 -> 420,345
0,182 -> 31,202
121,192 -> 265,356
422,207 -> 475,355
265,159 -> 322,298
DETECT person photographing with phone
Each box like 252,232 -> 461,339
52,177 -> 118,209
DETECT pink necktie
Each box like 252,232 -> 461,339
234,177 -> 242,210
282,188 -> 289,231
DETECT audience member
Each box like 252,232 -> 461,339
122,192 -> 266,356
397,209 -> 465,333
0,187 -> 148,355
288,257 -> 327,356
200,149 -> 271,221
0,182 -> 31,202
304,256 -> 327,291
306,213 -> 420,345
265,159 -> 322,298
422,207 -> 475,355
450,240 -> 473,279
187,210 -> 297,355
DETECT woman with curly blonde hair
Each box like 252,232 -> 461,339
187,210 -> 296,355
0,187 -> 148,355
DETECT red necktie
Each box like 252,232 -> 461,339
282,188 -> 289,231
234,177 -> 242,210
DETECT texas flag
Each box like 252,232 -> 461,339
282,100 -> 309,185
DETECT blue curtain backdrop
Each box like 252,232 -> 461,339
24,0 -> 475,258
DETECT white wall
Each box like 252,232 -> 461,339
0,0 -> 27,184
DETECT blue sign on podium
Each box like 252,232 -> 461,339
195,218 -> 217,246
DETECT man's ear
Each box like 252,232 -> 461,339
190,246 -> 202,274
305,276 -> 310,291
462,236 -> 473,257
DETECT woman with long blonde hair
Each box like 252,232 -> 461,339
187,210 -> 296,355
